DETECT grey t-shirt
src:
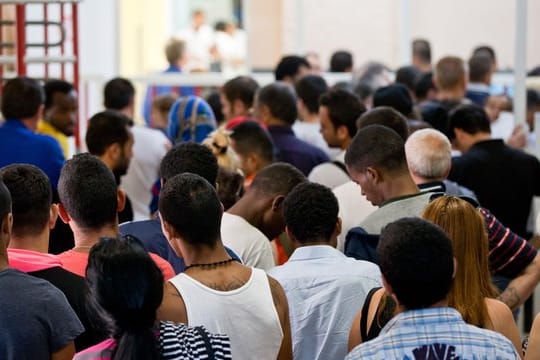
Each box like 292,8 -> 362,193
0,268 -> 84,359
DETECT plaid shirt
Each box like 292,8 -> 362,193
346,307 -> 519,360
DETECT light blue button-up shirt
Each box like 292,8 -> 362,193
268,245 -> 381,360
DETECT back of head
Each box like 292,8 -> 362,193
377,217 -> 454,309
357,107 -> 409,141
422,196 -> 496,326
395,66 -> 422,92
472,45 -> 496,65
412,39 -> 431,64
345,124 -> 407,175
373,83 -> 413,118
1,76 -> 44,119
159,142 -> 218,186
44,79 -> 74,110
330,50 -> 353,72
449,104 -> 491,138
222,76 -> 260,109
229,121 -> 274,164
216,167 -> 244,211
58,153 -> 118,230
284,182 -> 338,244
167,95 -> 217,144
0,179 -> 11,232
0,164 -> 51,237
256,82 -> 298,125
405,128 -> 451,180
319,89 -> 366,138
103,77 -> 135,111
87,235 -> 162,360
434,56 -> 466,91
468,55 -> 492,83
249,162 -> 306,197
165,38 -> 185,65
158,173 -> 222,247
295,74 -> 328,114
86,111 -> 131,156
274,55 -> 310,81
415,72 -> 435,101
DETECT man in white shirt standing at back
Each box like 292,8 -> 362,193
177,9 -> 214,72
269,182 -> 381,360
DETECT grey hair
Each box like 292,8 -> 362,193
405,128 -> 452,179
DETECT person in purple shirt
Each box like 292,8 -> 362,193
0,77 -> 64,190
142,38 -> 196,125
254,82 -> 329,176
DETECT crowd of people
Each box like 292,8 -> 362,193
2,33 -> 540,359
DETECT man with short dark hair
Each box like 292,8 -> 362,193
448,104 -> 540,239
0,76 -> 64,189
1,164 -> 104,350
466,55 -> 494,106
57,153 -> 174,279
37,79 -> 78,158
157,173 -> 293,360
229,121 -> 274,187
274,55 -> 311,84
269,182 -> 380,359
222,163 -> 306,270
220,75 -> 260,128
346,217 -> 519,359
373,83 -> 414,119
104,77 -> 172,221
255,82 -> 328,175
309,89 -> 366,188
293,74 -> 334,157
0,178 -> 83,360
120,143 -> 241,273
412,39 -> 431,72
329,50 -> 353,72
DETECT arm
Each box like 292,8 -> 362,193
486,298 -> 523,359
267,276 -> 293,360
51,341 -> 75,360
348,287 -> 385,351
157,281 -> 188,324
498,253 -> 540,310
525,313 -> 540,359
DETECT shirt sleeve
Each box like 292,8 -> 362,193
43,283 -> 84,352
480,207 -> 537,278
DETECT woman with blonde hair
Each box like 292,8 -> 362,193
349,196 -> 522,357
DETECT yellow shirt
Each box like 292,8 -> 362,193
37,120 -> 69,159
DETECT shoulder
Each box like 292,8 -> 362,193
485,298 -> 514,325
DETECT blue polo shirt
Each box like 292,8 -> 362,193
267,125 -> 329,176
0,120 -> 65,189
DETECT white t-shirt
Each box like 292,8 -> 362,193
176,24 -> 214,71
333,181 -> 377,252
308,150 -> 350,189
220,213 -> 275,270
120,126 -> 170,221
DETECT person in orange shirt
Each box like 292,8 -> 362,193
57,153 -> 174,280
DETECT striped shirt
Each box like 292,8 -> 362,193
346,307 -> 519,360
74,321 -> 231,360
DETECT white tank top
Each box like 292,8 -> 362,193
169,268 -> 283,360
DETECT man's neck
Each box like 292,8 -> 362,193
461,132 -> 492,153
381,174 -> 421,203
299,112 -> 319,124
20,117 -> 38,132
180,242 -> 232,267
398,299 -> 448,314
8,230 -> 49,253
72,223 -> 118,250
227,194 -> 266,231
436,89 -> 465,102
265,117 -> 289,127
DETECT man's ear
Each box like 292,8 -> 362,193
259,104 -> 271,123
336,125 -> 349,142
232,99 -> 246,116
271,195 -> 285,212
160,214 -> 175,240
117,189 -> 126,213
49,204 -> 59,230
285,225 -> 300,249
366,166 -> 381,184
57,203 -> 71,224
2,213 -> 13,248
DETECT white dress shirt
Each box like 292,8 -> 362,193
308,150 -> 350,189
268,245 -> 381,360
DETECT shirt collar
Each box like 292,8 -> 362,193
288,245 -> 345,262
467,82 -> 490,93
381,307 -> 463,335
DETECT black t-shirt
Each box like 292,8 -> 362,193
29,267 -> 106,351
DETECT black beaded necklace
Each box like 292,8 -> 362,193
184,258 -> 236,271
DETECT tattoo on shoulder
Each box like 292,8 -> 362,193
498,286 -> 520,310
207,275 -> 245,292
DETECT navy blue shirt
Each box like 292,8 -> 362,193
267,125 -> 329,176
0,120 -> 64,189
119,217 -> 242,274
